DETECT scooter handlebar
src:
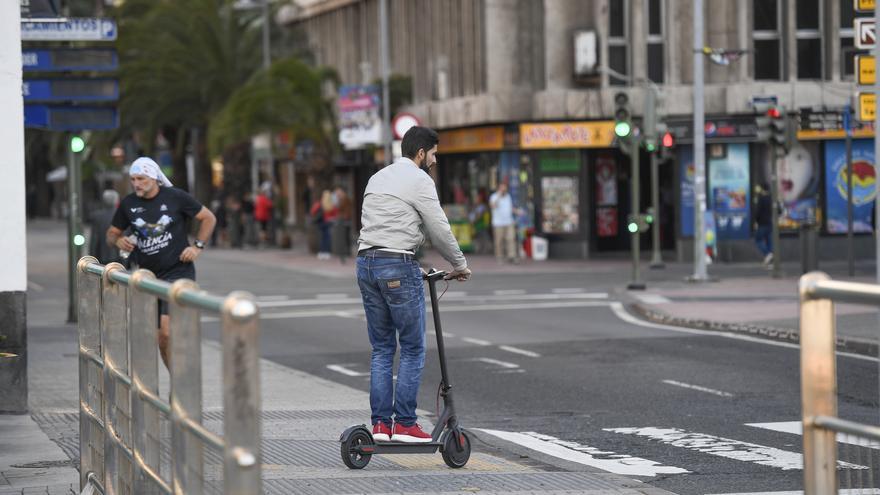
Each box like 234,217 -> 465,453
422,269 -> 448,282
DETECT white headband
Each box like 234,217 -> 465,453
129,157 -> 173,187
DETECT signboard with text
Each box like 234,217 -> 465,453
519,121 -> 615,149
21,18 -> 117,41
855,18 -> 876,49
22,49 -> 118,72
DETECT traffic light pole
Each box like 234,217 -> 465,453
769,144 -> 782,279
690,0 -> 709,282
628,139 -> 645,290
66,141 -> 83,323
649,150 -> 664,268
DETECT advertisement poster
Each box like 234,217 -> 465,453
337,85 -> 381,148
777,144 -> 820,229
595,154 -> 617,206
541,176 -> 579,233
708,144 -> 750,239
825,139 -> 876,233
596,207 -> 618,237
679,147 -> 695,237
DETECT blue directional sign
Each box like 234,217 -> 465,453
22,49 -> 118,72
23,79 -> 118,102
21,18 -> 117,41
25,105 -> 119,131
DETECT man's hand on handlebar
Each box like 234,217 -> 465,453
445,267 -> 471,281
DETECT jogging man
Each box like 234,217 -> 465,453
357,126 -> 471,443
106,157 -> 216,369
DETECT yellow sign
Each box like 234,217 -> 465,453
438,126 -> 505,153
858,55 -> 876,85
856,0 -> 875,12
519,121 -> 616,149
858,92 -> 876,121
798,127 -> 876,140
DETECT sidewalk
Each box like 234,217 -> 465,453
4,220 -> 675,494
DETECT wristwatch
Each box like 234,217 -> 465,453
193,240 -> 206,249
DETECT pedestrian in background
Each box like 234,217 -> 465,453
106,157 -> 216,370
254,182 -> 274,246
241,191 -> 257,247
88,189 -> 122,265
489,182 -> 519,264
332,186 -> 353,263
311,189 -> 336,259
753,182 -> 773,266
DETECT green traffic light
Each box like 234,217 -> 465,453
70,136 -> 85,153
645,214 -> 654,224
614,121 -> 631,137
73,234 -> 85,246
646,143 -> 656,152
627,222 -> 639,234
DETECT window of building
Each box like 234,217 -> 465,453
646,0 -> 664,83
796,0 -> 822,79
608,0 -> 629,86
753,0 -> 782,80
840,0 -> 871,79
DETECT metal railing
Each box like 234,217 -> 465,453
800,271 -> 880,495
77,256 -> 261,494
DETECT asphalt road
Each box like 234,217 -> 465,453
194,253 -> 880,495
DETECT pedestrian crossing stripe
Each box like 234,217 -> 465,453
706,491 -> 880,495
746,421 -> 880,450
605,426 -> 868,471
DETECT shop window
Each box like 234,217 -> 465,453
539,150 -> 580,234
753,0 -> 782,80
608,0 -> 629,86
796,0 -> 822,80
646,0 -> 664,84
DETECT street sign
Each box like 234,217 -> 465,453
21,18 -> 117,41
857,55 -> 876,85
855,0 -> 875,12
24,105 -> 119,131
855,18 -> 876,49
22,49 -> 117,72
23,79 -> 118,102
858,92 -> 876,121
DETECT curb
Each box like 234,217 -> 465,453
626,301 -> 879,357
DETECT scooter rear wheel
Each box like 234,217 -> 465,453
341,429 -> 373,469
441,430 -> 471,468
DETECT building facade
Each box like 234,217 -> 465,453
284,0 -> 875,261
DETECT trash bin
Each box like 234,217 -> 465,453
800,212 -> 819,274
531,236 -> 548,261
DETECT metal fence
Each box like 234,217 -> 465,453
77,256 -> 261,494
800,271 -> 880,495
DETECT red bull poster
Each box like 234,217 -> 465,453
824,139 -> 876,233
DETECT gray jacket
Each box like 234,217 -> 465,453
358,157 -> 467,271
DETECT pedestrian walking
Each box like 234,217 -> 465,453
332,186 -> 353,263
753,182 -> 773,266
254,182 -> 274,246
88,189 -> 122,265
356,126 -> 471,443
106,157 -> 216,370
311,190 -> 336,259
489,182 -> 519,263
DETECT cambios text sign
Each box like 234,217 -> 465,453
21,18 -> 117,41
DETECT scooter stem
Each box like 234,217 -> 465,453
427,275 -> 452,391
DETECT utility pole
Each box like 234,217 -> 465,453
379,0 -> 392,165
844,103 -> 854,277
66,135 -> 85,323
649,148 -> 664,268
690,0 -> 708,281
769,141 -> 782,278
628,137 -> 645,290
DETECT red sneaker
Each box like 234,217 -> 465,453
372,422 -> 392,442
391,423 -> 432,443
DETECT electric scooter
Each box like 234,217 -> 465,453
339,268 -> 471,469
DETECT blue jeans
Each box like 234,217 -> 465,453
356,255 -> 425,427
754,225 -> 772,256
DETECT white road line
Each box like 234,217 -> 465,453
27,280 -> 44,292
474,429 -> 689,477
494,289 -> 526,295
746,421 -> 880,449
316,293 -> 351,299
633,293 -> 671,304
326,364 -> 368,377
257,292 -> 609,308
474,357 -> 520,369
707,491 -> 880,495
461,337 -> 492,346
662,379 -> 733,397
605,426 -> 867,471
256,295 -> 289,302
443,291 -> 468,298
552,288 -> 585,294
499,345 -> 541,358
608,302 -> 879,363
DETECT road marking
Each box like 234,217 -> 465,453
608,302 -> 879,363
499,345 -> 541,358
474,357 -> 519,369
605,426 -> 867,471
746,421 -> 880,449
552,288 -> 585,294
474,429 -> 689,477
257,292 -> 609,308
27,280 -> 44,292
443,291 -> 467,298
707,491 -> 880,495
326,364 -> 368,377
316,293 -> 350,299
662,379 -> 733,397
462,337 -> 492,346
495,289 -> 526,295
256,295 -> 289,302
633,293 -> 671,304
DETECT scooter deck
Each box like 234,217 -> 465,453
370,441 -> 442,454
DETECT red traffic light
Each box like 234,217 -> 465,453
766,107 -> 781,118
662,131 -> 674,148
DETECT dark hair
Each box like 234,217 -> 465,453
401,126 -> 439,159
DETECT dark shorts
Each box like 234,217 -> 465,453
156,264 -> 196,318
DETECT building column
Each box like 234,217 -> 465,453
630,0 -> 647,83
544,0 -> 585,90
484,0 -> 520,93
0,1 -> 28,413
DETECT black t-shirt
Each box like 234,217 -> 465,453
111,187 -> 202,279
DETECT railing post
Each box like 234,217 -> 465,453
169,279 -> 204,495
800,271 -> 839,495
222,292 -> 261,494
128,269 -> 161,493
77,257 -> 104,490
101,262 -> 134,494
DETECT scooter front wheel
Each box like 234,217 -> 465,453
441,429 -> 471,468
341,429 -> 374,469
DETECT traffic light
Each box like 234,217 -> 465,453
627,213 -> 651,233
614,92 -> 632,138
754,103 -> 777,142
661,130 -> 674,148
70,135 -> 85,153
769,108 -> 787,151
